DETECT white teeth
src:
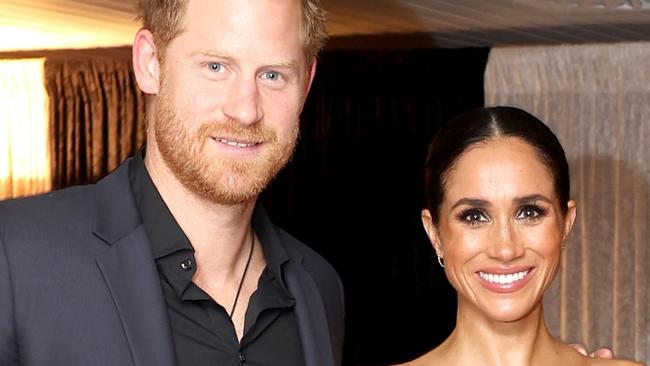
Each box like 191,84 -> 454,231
219,138 -> 254,148
479,269 -> 529,285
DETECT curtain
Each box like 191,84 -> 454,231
485,42 -> 650,363
262,47 -> 490,365
0,58 -> 51,200
44,58 -> 146,189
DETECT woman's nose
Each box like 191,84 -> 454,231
487,220 -> 525,262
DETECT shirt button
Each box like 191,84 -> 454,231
180,258 -> 193,271
239,353 -> 246,363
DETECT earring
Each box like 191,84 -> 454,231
437,254 -> 445,268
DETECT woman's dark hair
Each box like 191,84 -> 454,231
423,106 -> 570,224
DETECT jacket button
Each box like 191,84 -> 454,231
239,353 -> 246,363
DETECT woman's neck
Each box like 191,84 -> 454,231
432,301 -> 574,366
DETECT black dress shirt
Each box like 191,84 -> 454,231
128,148 -> 304,366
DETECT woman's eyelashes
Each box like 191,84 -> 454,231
455,204 -> 548,226
515,204 -> 548,223
456,208 -> 489,226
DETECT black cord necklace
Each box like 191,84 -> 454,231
229,228 -> 254,318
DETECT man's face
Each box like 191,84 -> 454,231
152,0 -> 312,205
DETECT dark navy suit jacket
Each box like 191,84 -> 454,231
0,159 -> 344,366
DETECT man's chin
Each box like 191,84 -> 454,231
171,148 -> 292,205
187,171 -> 271,206
203,191 -> 259,206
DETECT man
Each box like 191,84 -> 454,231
0,0 -> 343,365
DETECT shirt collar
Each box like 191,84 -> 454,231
129,146 -> 290,278
252,205 -> 290,279
129,147 -> 193,259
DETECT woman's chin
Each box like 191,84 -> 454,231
474,298 -> 540,323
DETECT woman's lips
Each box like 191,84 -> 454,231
475,267 -> 535,293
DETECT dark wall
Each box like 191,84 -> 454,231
262,47 -> 489,365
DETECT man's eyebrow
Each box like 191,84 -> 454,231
192,50 -> 231,59
190,50 -> 299,70
262,60 -> 299,71
450,198 -> 490,210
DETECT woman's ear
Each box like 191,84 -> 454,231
421,209 -> 443,255
563,200 -> 577,241
132,28 -> 161,95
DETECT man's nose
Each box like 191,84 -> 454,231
222,77 -> 264,126
487,219 -> 525,263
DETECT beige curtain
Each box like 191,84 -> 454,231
485,42 -> 650,363
45,58 -> 146,189
0,58 -> 51,200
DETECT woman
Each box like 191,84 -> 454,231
402,107 -> 643,366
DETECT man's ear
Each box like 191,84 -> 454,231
421,209 -> 443,255
132,28 -> 161,95
300,58 -> 317,106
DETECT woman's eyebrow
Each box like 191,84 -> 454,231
451,198 -> 490,210
513,194 -> 551,205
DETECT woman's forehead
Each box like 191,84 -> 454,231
443,137 -> 556,203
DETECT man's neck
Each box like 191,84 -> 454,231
143,145 -> 257,274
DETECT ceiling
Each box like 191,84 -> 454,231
1,0 -> 649,52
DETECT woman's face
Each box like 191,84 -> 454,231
422,137 -> 576,322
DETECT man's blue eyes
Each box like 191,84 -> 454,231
263,71 -> 280,80
206,65 -> 282,82
208,63 -> 222,72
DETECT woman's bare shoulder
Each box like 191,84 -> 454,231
556,341 -> 645,366
587,357 -> 646,366
392,355 -> 426,366
392,349 -> 440,366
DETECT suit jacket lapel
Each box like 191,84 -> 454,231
253,205 -> 337,366
284,262 -> 335,366
91,165 -> 336,366
93,160 -> 176,366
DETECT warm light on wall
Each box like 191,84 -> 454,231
0,58 -> 51,199
0,0 -> 139,52
0,24 -> 134,52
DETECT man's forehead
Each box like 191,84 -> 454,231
170,0 -> 306,65
181,0 -> 302,42
183,0 -> 301,24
